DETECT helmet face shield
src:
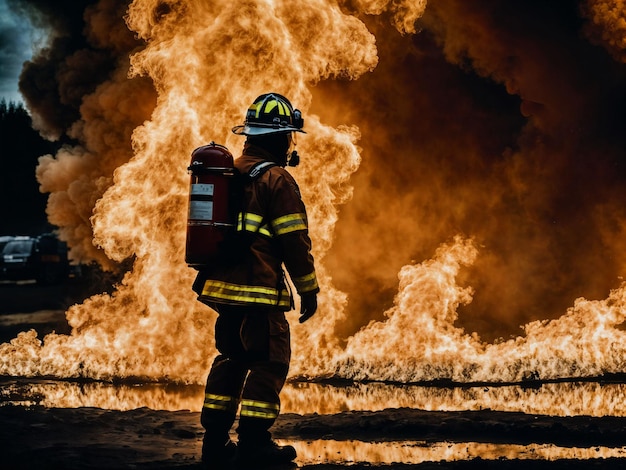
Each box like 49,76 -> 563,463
232,93 -> 305,136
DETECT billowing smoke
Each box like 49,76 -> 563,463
17,0 -> 156,266
324,0 -> 626,340
1,0 -> 624,384
581,0 -> 626,62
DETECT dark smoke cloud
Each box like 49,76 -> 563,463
14,0 -> 156,266
14,0 -> 103,138
320,0 -> 625,341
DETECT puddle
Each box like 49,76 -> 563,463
288,440 -> 626,465
1,377 -> 624,417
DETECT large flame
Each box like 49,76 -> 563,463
2,0 -> 625,387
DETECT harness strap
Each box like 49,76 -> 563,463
247,161 -> 276,180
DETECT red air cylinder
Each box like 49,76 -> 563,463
185,142 -> 236,267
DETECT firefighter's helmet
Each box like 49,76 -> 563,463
232,93 -> 305,136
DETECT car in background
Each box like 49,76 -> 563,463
0,236 -> 13,253
1,234 -> 70,285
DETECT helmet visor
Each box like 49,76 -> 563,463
232,124 -> 306,136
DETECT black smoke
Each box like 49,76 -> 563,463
9,0 -> 156,266
320,0 -> 625,341
10,0 -> 101,138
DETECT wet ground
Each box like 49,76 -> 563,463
1,403 -> 625,469
1,281 -> 625,469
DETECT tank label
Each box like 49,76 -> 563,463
189,201 -> 213,220
191,183 -> 214,196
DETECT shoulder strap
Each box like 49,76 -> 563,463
246,161 -> 277,181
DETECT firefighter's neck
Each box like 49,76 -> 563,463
243,141 -> 288,167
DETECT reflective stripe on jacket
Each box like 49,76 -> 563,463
194,144 -> 319,310
200,280 -> 292,308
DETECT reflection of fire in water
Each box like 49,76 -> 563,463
293,441 -> 626,466
3,379 -> 626,418
1,1 -> 625,390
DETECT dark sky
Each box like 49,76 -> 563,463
0,0 -> 37,103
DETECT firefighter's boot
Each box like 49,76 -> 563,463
201,407 -> 237,468
201,435 -> 237,469
232,439 -> 296,466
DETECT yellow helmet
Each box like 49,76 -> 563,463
232,93 -> 305,136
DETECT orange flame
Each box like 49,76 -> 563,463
330,237 -> 626,382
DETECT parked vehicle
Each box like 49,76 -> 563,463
0,236 -> 13,253
1,234 -> 70,285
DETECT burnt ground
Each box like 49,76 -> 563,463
1,281 -> 625,469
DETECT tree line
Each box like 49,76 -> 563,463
0,99 -> 60,236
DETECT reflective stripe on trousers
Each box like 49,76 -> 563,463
203,393 -> 239,413
240,398 -> 280,420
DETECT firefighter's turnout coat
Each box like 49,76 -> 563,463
192,143 -> 319,309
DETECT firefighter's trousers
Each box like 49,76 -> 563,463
201,304 -> 291,445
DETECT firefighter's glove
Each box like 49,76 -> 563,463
299,293 -> 318,323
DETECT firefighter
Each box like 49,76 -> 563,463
193,93 -> 319,467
